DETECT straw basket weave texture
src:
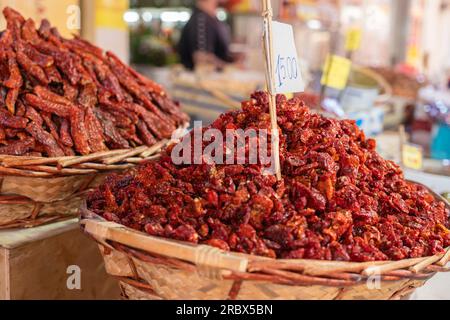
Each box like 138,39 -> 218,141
80,188 -> 450,300
0,140 -> 170,229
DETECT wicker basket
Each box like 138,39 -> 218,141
0,140 -> 169,229
80,187 -> 450,300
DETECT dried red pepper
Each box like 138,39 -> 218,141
26,121 -> 64,157
0,7 -> 187,157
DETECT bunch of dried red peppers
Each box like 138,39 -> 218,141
88,92 -> 450,262
0,7 -> 188,157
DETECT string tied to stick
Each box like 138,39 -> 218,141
262,10 -> 273,19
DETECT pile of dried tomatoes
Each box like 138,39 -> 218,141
88,92 -> 449,262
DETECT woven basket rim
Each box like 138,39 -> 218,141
0,123 -> 189,178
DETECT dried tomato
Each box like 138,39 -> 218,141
88,91 -> 450,262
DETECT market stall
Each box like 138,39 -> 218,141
0,0 -> 448,303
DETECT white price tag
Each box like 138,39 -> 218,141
267,21 -> 304,95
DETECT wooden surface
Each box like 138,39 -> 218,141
0,248 -> 8,300
0,219 -> 120,300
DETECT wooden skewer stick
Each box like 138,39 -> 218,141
58,149 -> 130,168
74,163 -> 135,171
0,166 -> 53,177
140,139 -> 168,158
1,155 -> 75,167
103,145 -> 149,165
262,0 -> 282,181
18,165 -> 97,175
126,155 -> 160,164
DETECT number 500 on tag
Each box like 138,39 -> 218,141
268,22 -> 304,95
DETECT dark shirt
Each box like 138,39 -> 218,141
178,7 -> 233,70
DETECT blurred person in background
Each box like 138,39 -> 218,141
177,0 -> 236,70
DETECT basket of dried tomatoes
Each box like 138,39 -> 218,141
81,91 -> 449,300
0,8 -> 189,228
